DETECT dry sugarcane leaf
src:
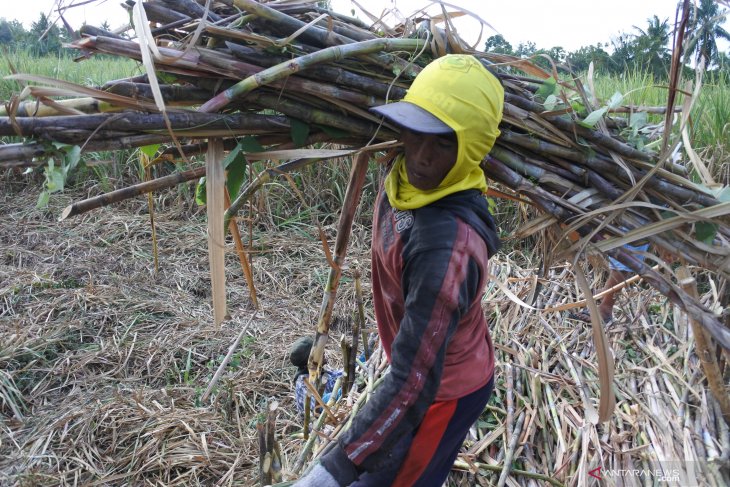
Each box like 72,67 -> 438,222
277,13 -> 330,46
512,214 -> 559,240
428,10 -> 467,24
680,81 -> 719,189
132,0 -> 168,114
205,24 -> 279,47
5,75 -> 160,111
594,201 -> 730,252
350,0 -> 396,35
487,273 -> 540,311
573,264 -> 615,424
481,52 -> 551,79
243,148 -> 355,161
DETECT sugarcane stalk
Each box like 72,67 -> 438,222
246,92 -> 386,138
350,267 -> 365,388
225,189 -> 259,309
229,0 -> 357,47
497,410 -> 526,487
224,157 -> 328,225
0,98 -> 121,117
486,155 -> 730,349
104,82 -> 212,104
198,51 -> 384,107
677,266 -> 730,423
224,41 -> 406,99
258,400 -> 283,485
59,165 -> 206,220
160,0 -> 223,23
0,112 -> 290,137
307,151 -> 370,385
140,0 -> 192,25
199,38 -> 426,113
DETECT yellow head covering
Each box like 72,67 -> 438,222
382,55 -> 504,210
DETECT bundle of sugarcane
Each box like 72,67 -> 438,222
0,0 -> 727,349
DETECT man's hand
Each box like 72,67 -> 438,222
293,463 -> 340,487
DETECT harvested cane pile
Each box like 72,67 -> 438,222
1,0 -> 729,485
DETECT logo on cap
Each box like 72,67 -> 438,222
438,56 -> 473,73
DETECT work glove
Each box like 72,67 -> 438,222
292,463 -> 340,487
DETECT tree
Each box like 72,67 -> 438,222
609,32 -> 638,73
484,34 -> 513,55
515,41 -> 537,58
29,12 -> 65,56
684,0 -> 730,68
566,44 -> 612,73
0,18 -> 27,48
632,15 -> 671,78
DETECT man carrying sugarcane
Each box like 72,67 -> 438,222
294,54 -> 504,487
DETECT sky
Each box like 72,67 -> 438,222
9,0 -> 730,53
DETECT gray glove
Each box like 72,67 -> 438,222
292,463 -> 340,487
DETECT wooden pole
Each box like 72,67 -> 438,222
207,138 -> 227,327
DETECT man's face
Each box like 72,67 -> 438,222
400,127 -> 458,191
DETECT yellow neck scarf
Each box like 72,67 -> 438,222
384,154 -> 488,210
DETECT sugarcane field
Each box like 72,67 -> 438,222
1,0 -> 730,485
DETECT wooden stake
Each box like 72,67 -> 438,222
206,138 -> 227,327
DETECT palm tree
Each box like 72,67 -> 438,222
684,0 -> 730,68
633,15 -> 671,77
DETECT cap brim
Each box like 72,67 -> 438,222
370,101 -> 453,135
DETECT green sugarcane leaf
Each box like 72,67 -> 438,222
226,154 -> 247,200
607,91 -> 623,110
535,77 -> 557,100
290,118 -> 310,147
195,177 -> 207,206
63,145 -> 82,175
222,142 -> 244,170
36,191 -> 50,209
239,135 -> 265,153
47,166 -> 65,193
695,221 -> 718,244
544,94 -> 558,111
629,111 -> 648,130
223,137 -> 264,199
711,186 -> 730,202
140,144 -> 161,158
579,107 -> 608,128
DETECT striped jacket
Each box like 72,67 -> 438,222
321,187 -> 500,483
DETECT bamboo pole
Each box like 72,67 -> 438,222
307,151 -> 370,384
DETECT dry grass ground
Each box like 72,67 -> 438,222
1,177 -> 727,486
